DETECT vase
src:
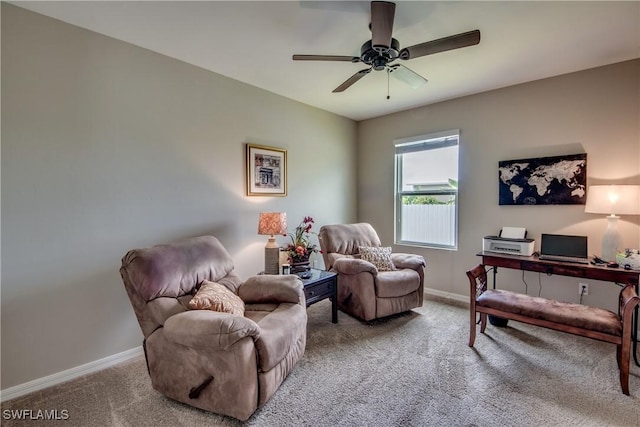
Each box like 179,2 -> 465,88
291,257 -> 310,273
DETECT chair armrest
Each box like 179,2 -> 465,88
619,285 -> 640,325
467,265 -> 488,302
391,253 -> 425,270
238,274 -> 304,305
333,258 -> 378,275
164,310 -> 260,350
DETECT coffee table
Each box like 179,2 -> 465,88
295,268 -> 338,323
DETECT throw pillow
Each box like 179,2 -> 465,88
189,280 -> 245,317
359,246 -> 396,271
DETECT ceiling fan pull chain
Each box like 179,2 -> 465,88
387,68 -> 390,100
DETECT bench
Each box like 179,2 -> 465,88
466,264 -> 640,395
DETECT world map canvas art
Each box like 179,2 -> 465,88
498,153 -> 587,205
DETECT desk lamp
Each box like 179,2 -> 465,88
585,185 -> 640,261
258,212 -> 287,274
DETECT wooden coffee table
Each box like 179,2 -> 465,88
296,269 -> 338,323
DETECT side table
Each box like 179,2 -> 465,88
296,269 -> 338,323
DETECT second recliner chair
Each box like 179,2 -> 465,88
319,223 -> 426,322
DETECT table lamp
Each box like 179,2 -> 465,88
258,212 -> 287,274
584,185 -> 640,261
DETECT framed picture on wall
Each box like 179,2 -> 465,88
498,153 -> 587,205
246,143 -> 287,196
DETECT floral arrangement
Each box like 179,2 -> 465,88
284,216 -> 318,265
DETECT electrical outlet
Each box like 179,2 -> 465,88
579,283 -> 589,296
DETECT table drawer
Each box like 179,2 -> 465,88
304,279 -> 335,305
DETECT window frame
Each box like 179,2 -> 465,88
394,130 -> 460,250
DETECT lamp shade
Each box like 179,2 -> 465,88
584,185 -> 640,216
258,212 -> 287,236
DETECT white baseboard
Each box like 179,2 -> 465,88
424,287 -> 468,304
1,346 -> 144,402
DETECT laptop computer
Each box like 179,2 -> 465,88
538,234 -> 589,264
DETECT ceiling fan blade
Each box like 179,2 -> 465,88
371,1 -> 396,52
292,54 -> 360,62
388,64 -> 427,89
400,29 -> 481,60
332,68 -> 372,93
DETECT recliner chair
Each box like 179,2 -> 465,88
319,223 -> 426,322
119,235 -> 307,421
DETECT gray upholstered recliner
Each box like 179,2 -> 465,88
119,236 -> 307,421
319,223 -> 426,322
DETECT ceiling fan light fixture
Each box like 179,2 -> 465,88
373,57 -> 387,71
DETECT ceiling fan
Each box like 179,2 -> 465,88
292,1 -> 481,93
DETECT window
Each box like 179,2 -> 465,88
394,130 -> 459,249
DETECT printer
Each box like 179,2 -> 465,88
482,227 -> 535,256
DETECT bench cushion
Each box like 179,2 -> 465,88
477,289 -> 622,336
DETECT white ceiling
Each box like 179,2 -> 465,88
11,1 -> 640,121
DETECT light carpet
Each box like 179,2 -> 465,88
2,295 -> 640,426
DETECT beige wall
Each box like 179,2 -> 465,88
358,59 -> 640,309
1,4 -> 357,389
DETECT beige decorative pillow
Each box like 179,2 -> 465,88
189,280 -> 245,317
359,246 -> 396,272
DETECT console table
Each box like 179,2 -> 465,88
477,251 -> 640,366
297,269 -> 338,323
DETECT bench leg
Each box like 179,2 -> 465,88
619,340 -> 631,395
469,310 -> 477,347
